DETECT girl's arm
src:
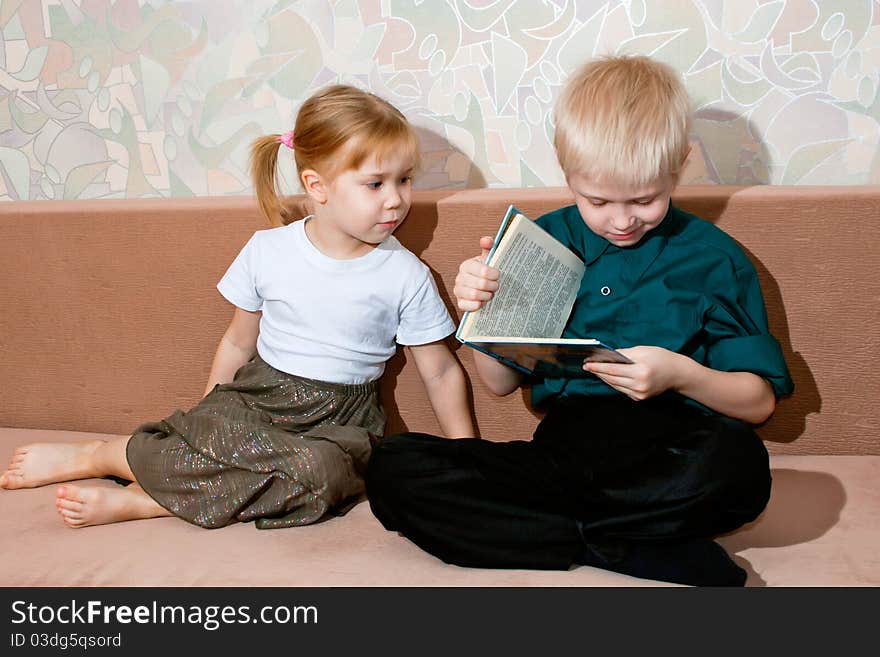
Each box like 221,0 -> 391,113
203,307 -> 261,396
407,341 -> 475,438
583,345 -> 777,424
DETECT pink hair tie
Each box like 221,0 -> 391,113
278,130 -> 295,149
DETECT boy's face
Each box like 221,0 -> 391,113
566,172 -> 676,247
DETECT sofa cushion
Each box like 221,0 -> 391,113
1,428 -> 876,586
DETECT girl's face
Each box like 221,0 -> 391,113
308,149 -> 415,258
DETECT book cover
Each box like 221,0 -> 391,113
465,337 -> 632,378
456,205 -> 631,377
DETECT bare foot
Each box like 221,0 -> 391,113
0,441 -> 106,489
55,484 -> 172,528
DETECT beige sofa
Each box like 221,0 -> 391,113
1,187 -> 877,586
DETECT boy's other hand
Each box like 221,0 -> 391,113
454,236 -> 499,312
582,345 -> 684,401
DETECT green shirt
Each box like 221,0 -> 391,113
530,203 -> 794,411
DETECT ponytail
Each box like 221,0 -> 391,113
249,135 -> 288,227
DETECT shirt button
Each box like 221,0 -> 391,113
600,286 -> 611,296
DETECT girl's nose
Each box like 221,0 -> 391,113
385,187 -> 402,208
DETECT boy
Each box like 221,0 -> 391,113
365,56 -> 793,586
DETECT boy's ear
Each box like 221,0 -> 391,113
300,169 -> 328,204
671,145 -> 693,186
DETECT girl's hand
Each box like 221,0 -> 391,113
582,346 -> 684,401
453,236 -> 499,312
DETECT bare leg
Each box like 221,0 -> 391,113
55,483 -> 172,528
0,436 -> 135,490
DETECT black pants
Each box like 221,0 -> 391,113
366,396 -> 770,585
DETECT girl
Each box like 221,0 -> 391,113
0,84 -> 474,529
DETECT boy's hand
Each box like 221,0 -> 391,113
582,346 -> 684,401
453,236 -> 499,312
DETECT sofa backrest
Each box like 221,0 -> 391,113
1,187 -> 877,454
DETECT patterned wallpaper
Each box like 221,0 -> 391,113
1,0 -> 878,201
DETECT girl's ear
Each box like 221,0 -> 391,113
300,169 -> 328,204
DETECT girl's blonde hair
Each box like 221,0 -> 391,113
250,84 -> 419,226
554,55 -> 692,187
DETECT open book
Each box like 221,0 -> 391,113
455,205 -> 632,378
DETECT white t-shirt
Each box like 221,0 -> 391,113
217,218 -> 455,384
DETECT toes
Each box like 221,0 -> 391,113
57,501 -> 80,516
56,506 -> 78,522
60,511 -> 84,528
55,496 -> 83,512
56,492 -> 85,526
1,453 -> 29,488
58,505 -> 81,518
56,485 -> 84,504
56,486 -> 94,528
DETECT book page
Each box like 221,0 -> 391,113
465,214 -> 585,339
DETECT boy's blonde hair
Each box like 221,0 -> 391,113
554,55 -> 692,187
250,84 -> 419,226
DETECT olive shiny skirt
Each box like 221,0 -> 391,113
127,355 -> 385,529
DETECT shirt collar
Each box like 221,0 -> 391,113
578,213 -> 613,266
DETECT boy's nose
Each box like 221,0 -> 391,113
613,215 -> 636,231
